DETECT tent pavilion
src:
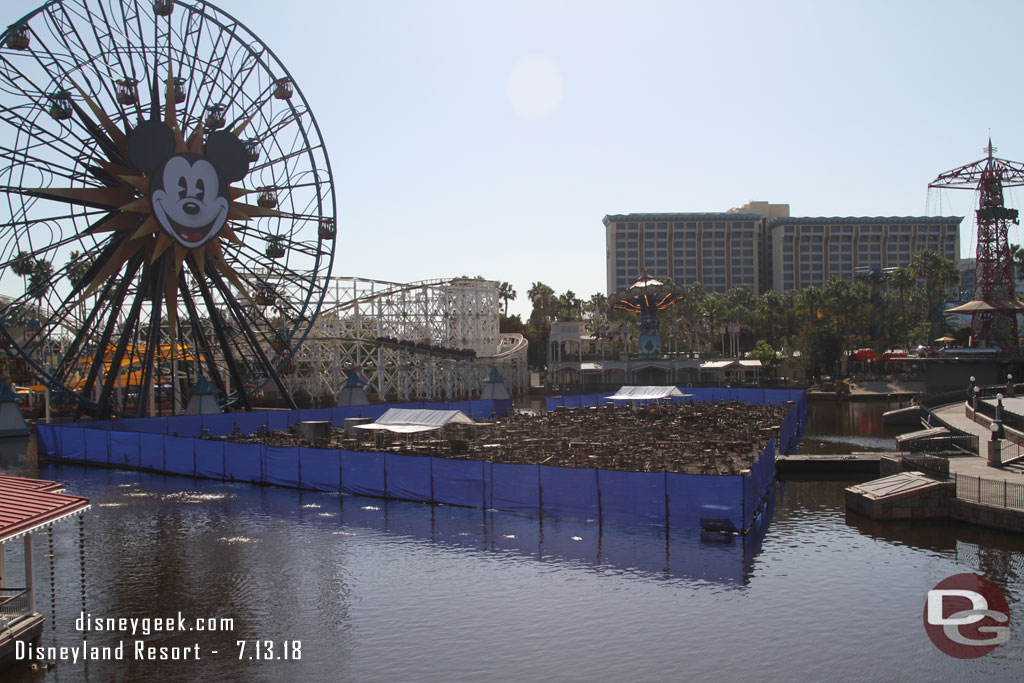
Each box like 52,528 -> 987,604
603,386 -> 690,403
353,408 -> 486,455
0,474 -> 90,672
354,408 -> 478,434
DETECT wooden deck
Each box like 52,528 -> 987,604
0,614 -> 43,672
777,452 -> 883,475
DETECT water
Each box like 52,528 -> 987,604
1,402 -> 1023,682
798,399 -> 910,454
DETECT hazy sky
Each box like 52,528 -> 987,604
7,0 -> 1024,319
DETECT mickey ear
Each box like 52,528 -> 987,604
204,131 -> 250,182
126,120 -> 176,174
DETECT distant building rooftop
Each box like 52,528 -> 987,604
767,216 -> 963,227
604,213 -> 764,224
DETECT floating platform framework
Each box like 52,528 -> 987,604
38,388 -> 806,533
221,400 -> 791,476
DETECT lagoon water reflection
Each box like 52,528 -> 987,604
1,412 -> 1023,681
798,399 -> 909,454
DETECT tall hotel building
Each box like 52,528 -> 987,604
604,202 -> 961,295
768,217 -> 961,292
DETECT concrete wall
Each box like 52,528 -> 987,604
845,482 -> 954,520
950,499 -> 1024,534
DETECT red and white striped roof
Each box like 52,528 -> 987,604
0,473 -> 90,544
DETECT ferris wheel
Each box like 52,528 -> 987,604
0,0 -> 336,417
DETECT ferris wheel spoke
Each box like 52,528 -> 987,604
0,208 -> 105,233
182,24 -> 230,128
0,102 -> 105,169
205,260 -> 296,409
5,184 -> 135,211
192,266 -> 252,411
174,7 -> 210,128
72,252 -> 143,419
220,47 -> 269,115
0,147 -> 93,186
177,271 -> 228,400
120,0 -> 153,101
53,275 -> 115,387
134,258 -> 166,416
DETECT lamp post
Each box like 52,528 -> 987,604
1008,373 -> 1015,398
973,385 -> 979,415
44,364 -> 50,424
989,419 -> 1004,467
997,393 -> 1004,422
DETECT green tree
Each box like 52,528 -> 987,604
909,249 -> 960,342
749,339 -> 782,378
558,290 -> 582,321
755,289 -> 785,348
724,286 -> 755,326
497,281 -> 516,316
11,250 -> 34,277
823,277 -> 871,359
67,249 -> 95,290
797,322 -> 845,379
526,282 -> 556,325
27,258 -> 53,306
499,313 -> 525,334
586,292 -> 608,321
700,293 -> 727,355
889,266 -> 914,351
1011,244 -> 1024,285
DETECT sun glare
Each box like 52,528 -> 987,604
506,56 -> 563,119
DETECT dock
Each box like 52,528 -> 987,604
0,614 -> 43,672
846,472 -> 953,519
777,452 -> 883,475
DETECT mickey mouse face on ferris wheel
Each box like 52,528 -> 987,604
126,119 -> 250,249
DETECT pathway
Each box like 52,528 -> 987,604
932,402 -> 1024,484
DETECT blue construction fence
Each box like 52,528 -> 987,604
64,398 -> 512,438
37,391 -> 803,533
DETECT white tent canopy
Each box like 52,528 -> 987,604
354,408 -> 478,434
604,386 -> 688,402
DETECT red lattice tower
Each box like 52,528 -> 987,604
930,139 -> 1024,348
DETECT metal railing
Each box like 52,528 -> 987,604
971,393 -> 1024,433
900,454 -> 950,478
902,434 -> 979,455
955,472 -> 1024,511
996,437 -> 1024,466
919,389 -> 973,410
0,588 -> 31,627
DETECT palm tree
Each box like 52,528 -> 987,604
755,290 -> 784,347
889,266 -> 914,352
67,249 -> 94,289
10,249 -> 34,296
526,282 -> 556,324
497,281 -> 516,316
587,292 -> 607,321
700,293 -> 727,356
797,286 -> 825,325
910,249 -> 960,342
27,258 -> 53,322
558,290 -> 581,321
1011,243 -> 1024,285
